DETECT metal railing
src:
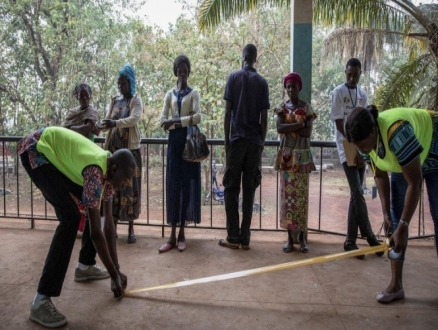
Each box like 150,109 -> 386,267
0,136 -> 433,240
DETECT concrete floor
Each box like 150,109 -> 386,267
0,219 -> 437,330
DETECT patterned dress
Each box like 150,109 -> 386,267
106,97 -> 142,222
274,102 -> 317,232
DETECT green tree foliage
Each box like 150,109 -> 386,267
126,6 -> 292,140
198,0 -> 438,111
0,0 -> 340,142
0,0 -> 140,134
313,0 -> 438,111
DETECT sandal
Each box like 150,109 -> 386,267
158,242 -> 175,253
299,241 -> 308,253
299,232 -> 308,253
177,241 -> 187,252
218,239 -> 239,249
282,241 -> 293,253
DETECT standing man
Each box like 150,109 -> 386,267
18,127 -> 133,328
219,44 -> 269,250
330,58 -> 382,258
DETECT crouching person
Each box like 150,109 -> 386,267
18,126 -> 134,328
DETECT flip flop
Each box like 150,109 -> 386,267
218,239 -> 239,249
177,241 -> 186,252
158,242 -> 175,253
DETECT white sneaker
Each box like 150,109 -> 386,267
29,298 -> 67,328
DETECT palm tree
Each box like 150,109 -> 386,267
198,0 -> 438,110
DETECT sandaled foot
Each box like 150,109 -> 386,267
177,241 -> 187,252
127,234 -> 137,244
298,232 -> 308,253
158,242 -> 175,253
282,241 -> 293,253
300,242 -> 308,253
376,289 -> 405,303
218,239 -> 239,249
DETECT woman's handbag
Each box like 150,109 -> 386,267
182,114 -> 210,162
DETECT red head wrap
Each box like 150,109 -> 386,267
283,72 -> 302,91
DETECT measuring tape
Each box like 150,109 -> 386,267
125,243 -> 388,296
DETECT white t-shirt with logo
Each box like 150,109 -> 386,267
330,83 -> 368,164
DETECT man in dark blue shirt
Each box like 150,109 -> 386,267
219,44 -> 269,250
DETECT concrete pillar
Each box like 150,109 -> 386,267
290,0 -> 313,103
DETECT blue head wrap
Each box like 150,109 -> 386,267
118,64 -> 136,96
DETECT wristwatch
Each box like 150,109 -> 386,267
399,219 -> 409,227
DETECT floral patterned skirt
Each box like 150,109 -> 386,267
279,170 -> 309,232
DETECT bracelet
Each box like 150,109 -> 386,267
399,219 -> 409,227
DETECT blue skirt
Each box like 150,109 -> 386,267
166,127 -> 201,225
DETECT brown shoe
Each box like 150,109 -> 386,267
218,239 -> 239,249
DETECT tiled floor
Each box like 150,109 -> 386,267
1,219 -> 437,329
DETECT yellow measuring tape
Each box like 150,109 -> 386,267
125,242 -> 388,296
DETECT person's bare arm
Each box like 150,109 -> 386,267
295,117 -> 314,138
88,207 -> 125,298
102,200 -> 127,289
69,120 -> 94,138
392,156 -> 423,253
374,166 -> 392,235
276,113 -> 306,134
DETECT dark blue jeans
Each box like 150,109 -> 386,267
21,152 -> 83,297
342,162 -> 374,243
391,171 -> 438,259
223,139 -> 262,245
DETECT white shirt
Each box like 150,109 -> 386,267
330,83 -> 368,164
160,89 -> 201,130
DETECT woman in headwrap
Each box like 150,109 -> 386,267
274,72 -> 317,253
101,64 -> 143,244
158,55 -> 202,253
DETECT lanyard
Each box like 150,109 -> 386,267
347,85 -> 358,108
